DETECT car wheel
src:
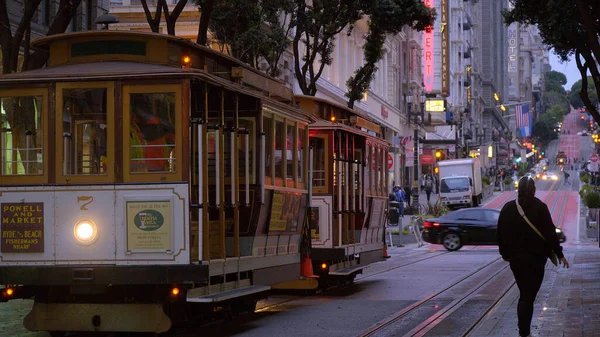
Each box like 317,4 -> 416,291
442,232 -> 462,251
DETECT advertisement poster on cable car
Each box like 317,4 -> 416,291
268,191 -> 303,233
0,202 -> 44,253
126,200 -> 172,252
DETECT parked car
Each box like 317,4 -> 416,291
421,208 -> 566,251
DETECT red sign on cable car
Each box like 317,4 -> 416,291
388,153 -> 394,170
590,154 -> 599,163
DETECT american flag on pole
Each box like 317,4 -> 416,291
515,103 -> 530,128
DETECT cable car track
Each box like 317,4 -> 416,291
356,257 -> 513,337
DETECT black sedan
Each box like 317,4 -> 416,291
422,208 -> 566,251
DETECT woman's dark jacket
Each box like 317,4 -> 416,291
497,197 -> 564,261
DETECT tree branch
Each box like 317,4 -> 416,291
26,0 -> 83,70
575,0 -> 600,66
575,50 -> 600,124
10,0 -> 42,72
197,0 -> 214,45
139,0 -> 161,33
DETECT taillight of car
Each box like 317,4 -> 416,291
433,222 -> 440,227
424,221 -> 433,228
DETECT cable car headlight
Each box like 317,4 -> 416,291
74,219 -> 98,245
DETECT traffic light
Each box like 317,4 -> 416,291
513,164 -> 517,169
538,155 -> 542,159
434,167 -> 439,174
435,149 -> 446,161
542,151 -> 545,156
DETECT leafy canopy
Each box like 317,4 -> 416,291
503,0 -> 600,124
345,0 -> 434,108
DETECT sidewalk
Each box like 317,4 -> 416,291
468,245 -> 600,337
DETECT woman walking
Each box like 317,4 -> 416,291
497,176 -> 569,337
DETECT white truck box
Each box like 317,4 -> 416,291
437,158 -> 483,208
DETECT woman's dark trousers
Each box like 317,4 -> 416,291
509,254 -> 547,337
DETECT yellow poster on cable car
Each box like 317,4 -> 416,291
126,200 -> 172,251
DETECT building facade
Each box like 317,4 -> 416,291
479,0 -> 510,170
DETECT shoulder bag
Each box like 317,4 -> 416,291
515,200 -> 559,266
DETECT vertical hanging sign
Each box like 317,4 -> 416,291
423,0 -> 435,92
441,0 -> 449,96
507,24 -> 518,73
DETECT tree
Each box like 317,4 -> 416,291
196,0 -> 215,46
532,106 -> 560,145
292,0 -> 365,96
345,0 -> 434,109
206,0 -> 295,77
569,77 -> 598,109
503,0 -> 600,126
140,0 -> 188,35
545,70 -> 567,86
0,0 -> 84,172
541,70 -> 569,112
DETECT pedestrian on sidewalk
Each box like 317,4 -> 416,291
394,186 -> 406,219
497,176 -> 569,337
403,182 -> 412,211
425,175 -> 433,204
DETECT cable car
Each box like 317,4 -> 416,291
0,31 -> 315,335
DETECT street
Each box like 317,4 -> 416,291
2,111 -> 597,337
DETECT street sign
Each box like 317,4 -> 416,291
591,154 -> 599,163
388,153 -> 394,170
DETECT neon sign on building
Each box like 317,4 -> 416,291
423,0 -> 434,92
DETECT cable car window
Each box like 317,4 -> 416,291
61,88 -> 108,176
263,115 -> 272,183
310,136 -> 325,188
129,93 -> 176,173
0,95 -> 43,176
286,123 -> 295,180
297,126 -> 305,183
274,119 -> 284,181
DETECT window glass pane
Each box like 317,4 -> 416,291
297,127 -> 305,183
263,115 -> 272,180
62,88 -> 107,175
129,92 -> 176,173
286,124 -> 295,179
311,137 -> 325,188
275,119 -> 284,179
1,96 -> 43,176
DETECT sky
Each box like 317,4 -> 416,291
549,52 -> 583,91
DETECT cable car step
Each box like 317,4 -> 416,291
187,285 -> 270,303
329,263 -> 369,276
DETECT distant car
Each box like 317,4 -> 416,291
421,208 -> 566,251
541,171 -> 559,181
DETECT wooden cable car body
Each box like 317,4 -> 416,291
296,96 -> 390,283
0,31 -> 314,334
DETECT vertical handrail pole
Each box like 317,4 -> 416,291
230,131 -> 235,206
197,123 -> 203,262
308,146 -> 314,202
244,133 -> 250,205
260,133 -> 265,204
215,128 -> 220,207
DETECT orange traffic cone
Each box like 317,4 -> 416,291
383,243 -> 391,259
301,254 -> 319,278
